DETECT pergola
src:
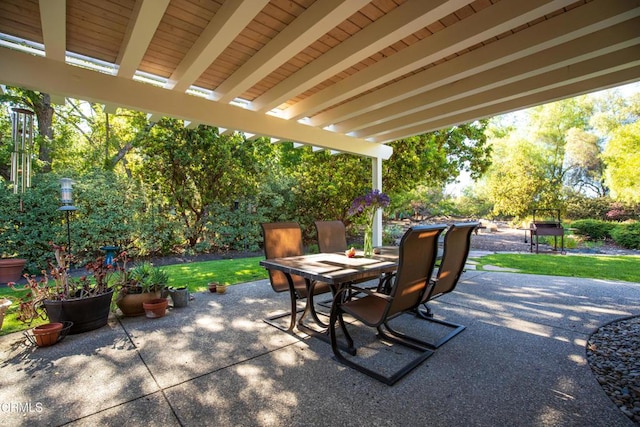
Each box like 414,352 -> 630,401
0,0 -> 639,243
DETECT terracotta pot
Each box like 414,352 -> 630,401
142,298 -> 168,319
33,322 -> 63,347
44,289 -> 114,334
216,284 -> 227,294
116,291 -> 161,317
0,258 -> 27,284
0,298 -> 12,330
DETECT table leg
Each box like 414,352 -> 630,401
296,280 -> 356,355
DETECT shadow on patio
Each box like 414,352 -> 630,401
1,270 -> 638,426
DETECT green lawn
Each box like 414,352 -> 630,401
0,256 -> 268,336
163,256 -> 268,291
470,253 -> 640,283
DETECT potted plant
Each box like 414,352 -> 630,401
11,243 -> 115,335
115,259 -> 169,317
32,322 -> 64,347
0,257 -> 27,284
142,298 -> 169,318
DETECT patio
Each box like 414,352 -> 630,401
1,263 -> 639,426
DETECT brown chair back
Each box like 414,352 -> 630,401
388,224 -> 447,317
426,222 -> 478,301
261,222 -> 307,295
314,220 -> 348,253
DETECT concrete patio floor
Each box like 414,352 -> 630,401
1,263 -> 639,426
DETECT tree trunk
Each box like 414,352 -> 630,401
31,93 -> 55,172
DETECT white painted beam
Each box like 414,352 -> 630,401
251,0 -> 467,113
39,0 -> 66,61
117,0 -> 170,78
216,0 -> 369,104
0,50 -> 383,159
286,0 -> 575,122
166,0 -> 268,93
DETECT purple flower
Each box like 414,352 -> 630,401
348,189 -> 390,217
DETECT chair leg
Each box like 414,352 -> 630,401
330,305 -> 434,386
263,286 -> 300,332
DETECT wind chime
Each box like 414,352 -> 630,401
10,108 -> 35,209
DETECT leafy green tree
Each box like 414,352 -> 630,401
564,127 -> 606,196
603,120 -> 640,203
484,135 -> 548,218
385,121 -> 491,193
135,119 -> 267,248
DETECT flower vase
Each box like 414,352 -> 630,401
363,223 -> 373,258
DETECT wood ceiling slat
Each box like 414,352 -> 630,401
245,0 -> 405,103
352,5 -> 381,25
0,0 -> 41,42
66,0 -> 133,62
141,1 -> 217,79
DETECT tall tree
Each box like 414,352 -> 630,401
385,121 -> 491,194
135,119 -> 265,247
603,120 -> 640,203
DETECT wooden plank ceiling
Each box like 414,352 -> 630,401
0,0 -> 639,159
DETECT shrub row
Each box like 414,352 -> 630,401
570,219 -> 640,249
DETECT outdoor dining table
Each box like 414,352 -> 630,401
260,247 -> 399,352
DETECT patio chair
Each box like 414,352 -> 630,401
329,224 -> 447,385
261,222 -> 331,332
413,221 -> 478,348
315,220 -> 386,299
314,220 -> 347,253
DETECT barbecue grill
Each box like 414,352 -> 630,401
529,209 -> 565,254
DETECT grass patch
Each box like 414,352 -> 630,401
0,256 -> 268,336
470,253 -> 640,283
163,256 -> 268,291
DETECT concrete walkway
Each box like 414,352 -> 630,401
1,266 -> 639,426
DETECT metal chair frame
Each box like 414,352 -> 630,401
329,224 -> 447,385
261,222 -> 330,332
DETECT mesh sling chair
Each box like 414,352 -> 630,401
261,222 -> 331,332
329,224 -> 447,385
315,220 -> 387,298
314,220 -> 348,253
411,221 -> 479,349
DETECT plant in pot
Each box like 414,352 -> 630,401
0,255 -> 27,284
10,243 -> 115,335
115,258 -> 169,317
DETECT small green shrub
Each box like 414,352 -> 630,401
610,222 -> 640,249
570,219 -> 616,240
564,194 -> 612,220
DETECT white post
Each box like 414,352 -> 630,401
372,157 -> 383,246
